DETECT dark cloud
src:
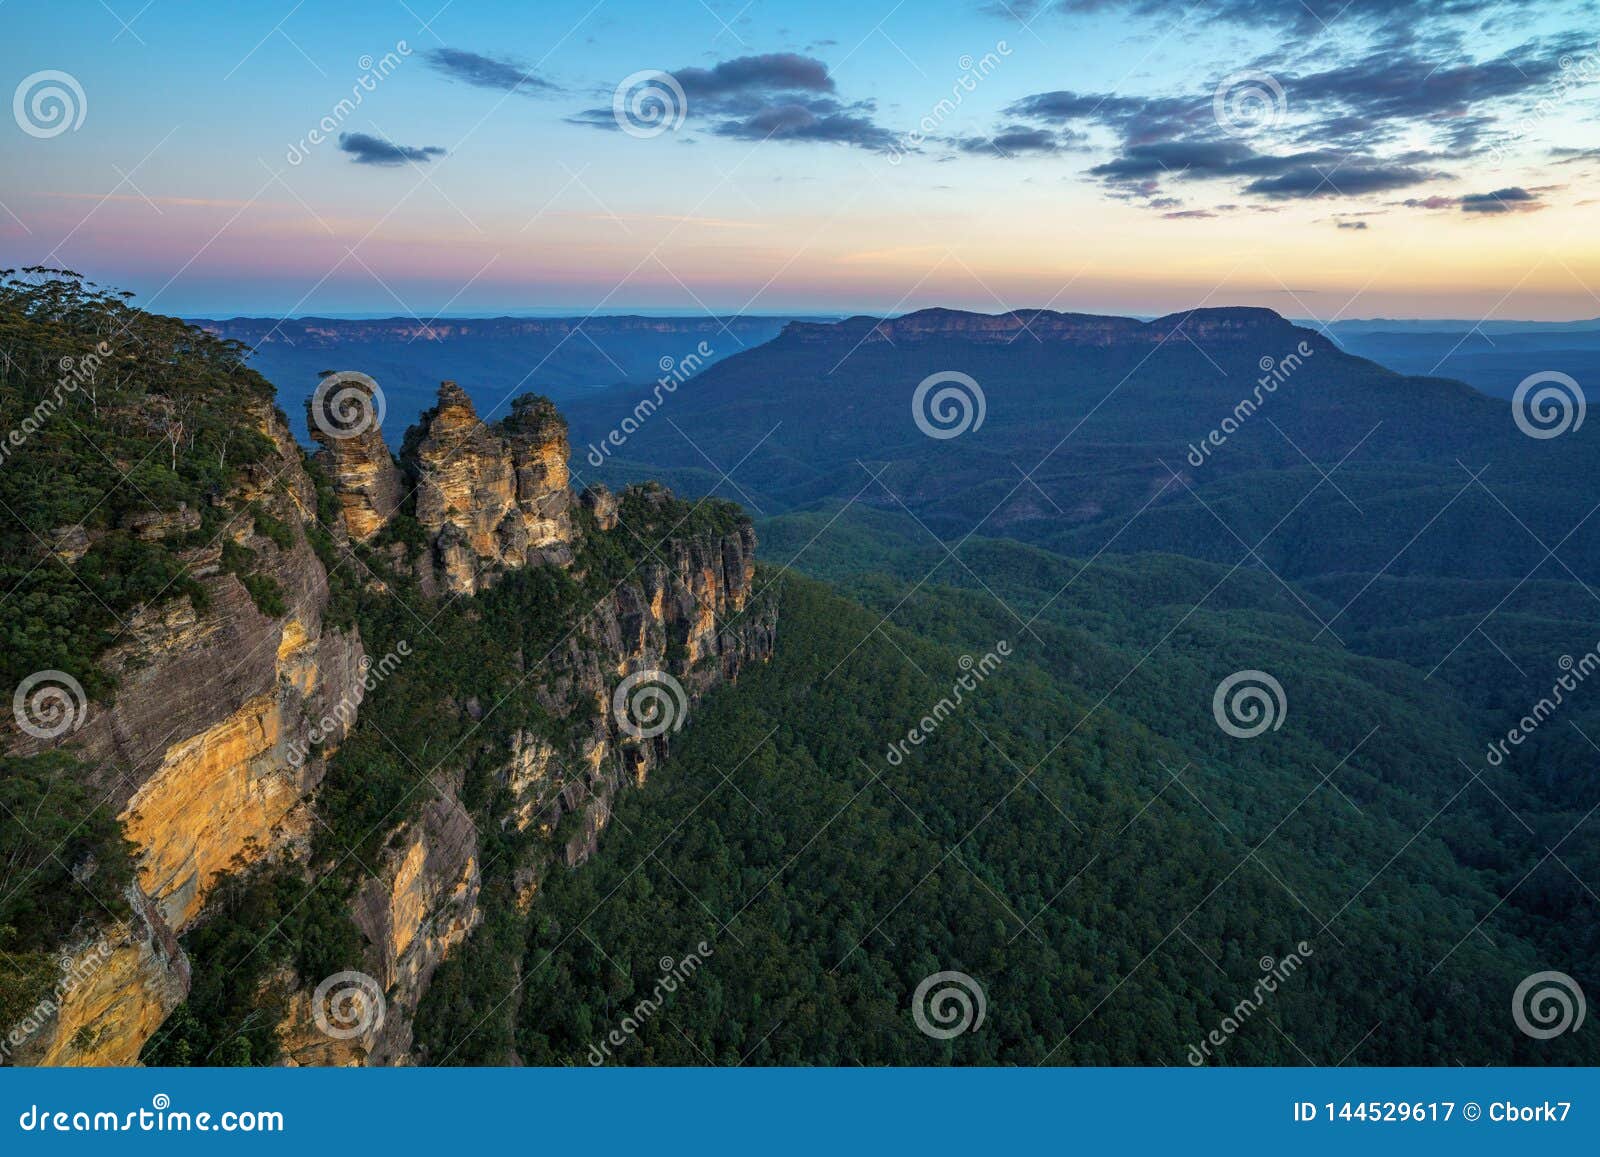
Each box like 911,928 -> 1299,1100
674,53 -> 833,99
1163,209 -> 1217,219
1402,187 -> 1547,213
426,48 -> 555,94
1460,186 -> 1543,212
987,26 -> 1582,212
1042,0 -> 1547,40
1282,45 -> 1577,148
1244,163 -> 1441,198
1087,139 -> 1255,180
1400,194 -> 1458,209
1006,90 -> 1204,145
1337,220 -> 1370,229
1086,141 -> 1438,199
955,125 -> 1079,155
712,101 -> 897,149
338,132 -> 445,166
574,54 -> 894,151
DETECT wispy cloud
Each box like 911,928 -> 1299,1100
425,47 -> 555,95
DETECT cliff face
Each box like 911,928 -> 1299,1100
406,383 -> 575,595
6,887 -> 187,1067
286,386 -> 772,1063
4,401 -> 367,1065
6,375 -> 772,1069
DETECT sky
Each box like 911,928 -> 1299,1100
1,0 -> 1598,320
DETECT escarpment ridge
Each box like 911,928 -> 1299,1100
3,306 -> 773,1067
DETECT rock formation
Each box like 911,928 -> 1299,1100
6,379 -> 774,1069
405,383 -> 575,594
306,375 -> 402,542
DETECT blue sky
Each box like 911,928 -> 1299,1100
2,0 -> 1598,319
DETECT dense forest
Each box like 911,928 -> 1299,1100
486,561 -> 1597,1065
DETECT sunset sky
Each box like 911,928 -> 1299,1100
2,0 -> 1598,320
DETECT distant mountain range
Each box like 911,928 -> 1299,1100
10,277 -> 1596,1066
1323,318 -> 1600,335
192,314 -> 824,441
1325,322 -> 1600,401
564,304 -> 1598,589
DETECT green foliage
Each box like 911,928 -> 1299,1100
0,751 -> 134,1030
0,269 -> 277,695
249,502 -> 294,551
139,867 -> 361,1067
0,752 -> 132,952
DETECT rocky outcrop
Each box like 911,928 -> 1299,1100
309,474 -> 771,1058
298,397 -> 774,1057
347,796 -> 482,1065
306,375 -> 402,541
8,374 -> 774,1070
4,886 -> 187,1067
534,501 -> 771,869
405,383 -> 575,594
579,484 -> 619,531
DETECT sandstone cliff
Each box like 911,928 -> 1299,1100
5,371 -> 772,1069
277,385 -> 772,1063
4,400 -> 367,1065
306,374 -> 402,542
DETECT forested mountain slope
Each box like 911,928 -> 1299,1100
502,572 -> 1597,1065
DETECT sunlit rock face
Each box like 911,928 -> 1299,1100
306,377 -> 402,542
4,404 -> 365,1067
5,887 -> 187,1067
405,382 -> 575,594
